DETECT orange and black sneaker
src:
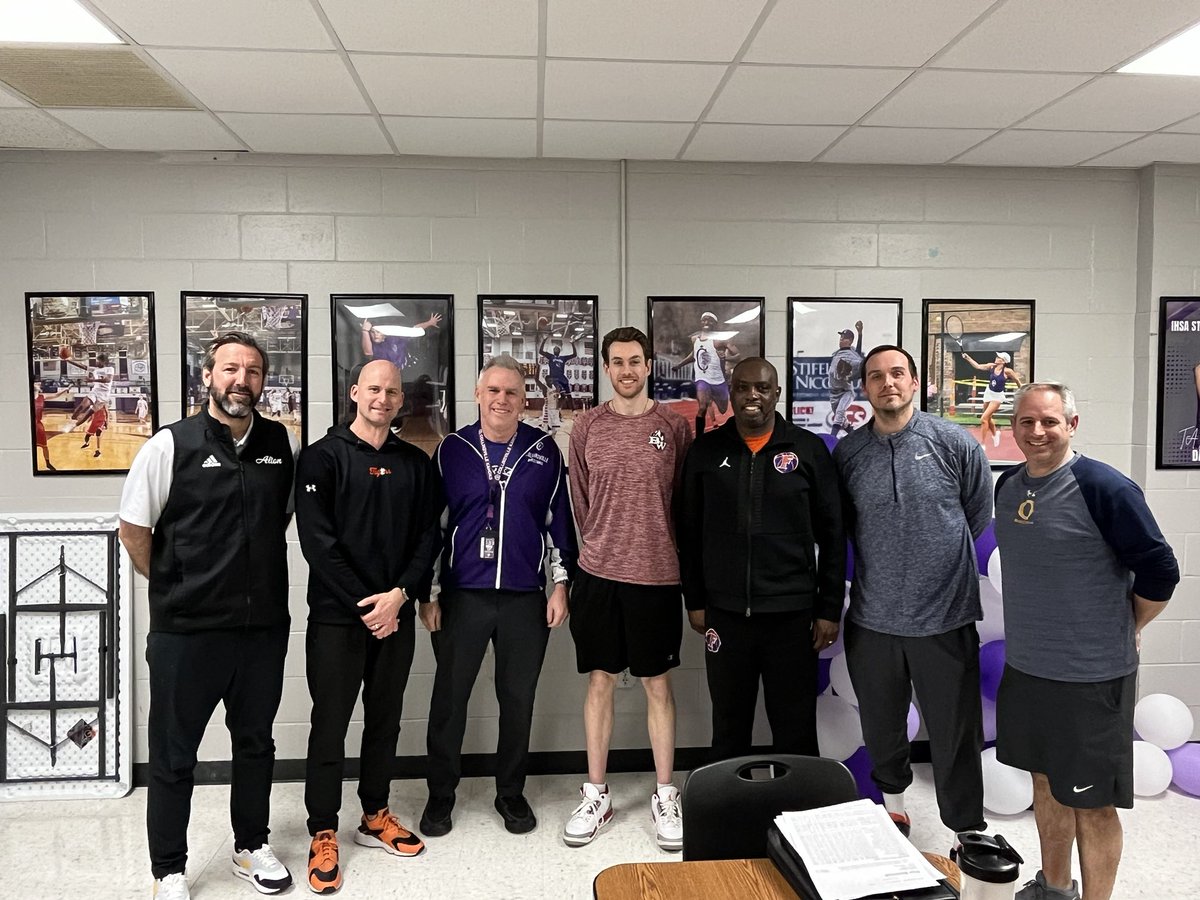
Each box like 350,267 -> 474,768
355,808 -> 425,857
307,830 -> 341,895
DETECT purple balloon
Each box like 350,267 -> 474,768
844,745 -> 882,803
974,522 -> 998,577
845,540 -> 855,583
906,704 -> 920,742
1167,744 -> 1200,796
979,640 -> 1006,702
817,657 -> 832,695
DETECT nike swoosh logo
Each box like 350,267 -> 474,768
915,452 -> 933,460
1072,784 -> 1093,793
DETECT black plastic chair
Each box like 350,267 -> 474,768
681,754 -> 859,861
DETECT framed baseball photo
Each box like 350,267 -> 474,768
647,296 -> 765,438
332,293 -> 454,457
478,294 -> 597,457
1156,296 -> 1200,468
25,292 -> 158,476
922,299 -> 1035,468
181,292 -> 307,446
788,297 -> 902,451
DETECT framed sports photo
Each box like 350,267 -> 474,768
478,294 -> 598,457
1156,297 -> 1200,468
788,297 -> 902,451
181,292 -> 307,446
25,292 -> 158,476
647,296 -> 765,438
921,299 -> 1035,468
332,293 -> 454,457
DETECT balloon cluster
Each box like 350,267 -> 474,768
1133,694 -> 1198,797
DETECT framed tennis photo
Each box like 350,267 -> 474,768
25,292 -> 158,476
922,299 -> 1035,467
181,292 -> 307,447
647,296 -> 765,438
1156,296 -> 1200,468
788,297 -> 902,452
478,294 -> 597,457
332,293 -> 454,457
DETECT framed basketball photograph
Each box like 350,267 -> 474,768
647,296 -> 765,438
25,292 -> 158,476
478,294 -> 597,457
181,292 -> 307,446
922,299 -> 1035,468
1156,296 -> 1200,469
331,294 -> 454,457
788,297 -> 902,451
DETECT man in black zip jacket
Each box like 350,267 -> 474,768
120,332 -> 297,898
677,358 -> 845,762
293,359 -> 439,894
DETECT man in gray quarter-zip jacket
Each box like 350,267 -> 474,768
834,345 -> 992,841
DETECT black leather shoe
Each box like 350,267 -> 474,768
494,794 -> 537,834
420,795 -> 454,837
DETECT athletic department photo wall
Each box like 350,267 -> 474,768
181,292 -> 308,447
1157,296 -> 1200,469
331,293 -> 454,457
25,292 -> 157,476
922,299 -> 1035,468
647,296 -> 765,438
788,297 -> 902,452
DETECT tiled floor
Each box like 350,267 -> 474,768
2,765 -> 1198,899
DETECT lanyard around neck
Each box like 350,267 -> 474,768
478,426 -> 518,525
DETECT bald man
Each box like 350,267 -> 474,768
294,360 -> 440,894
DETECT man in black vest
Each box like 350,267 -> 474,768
120,332 -> 296,900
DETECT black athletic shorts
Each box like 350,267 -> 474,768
568,568 -> 683,678
995,663 -> 1135,809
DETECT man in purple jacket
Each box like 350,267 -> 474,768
418,355 -> 577,838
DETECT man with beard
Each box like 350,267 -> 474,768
120,332 -> 297,900
677,358 -> 844,762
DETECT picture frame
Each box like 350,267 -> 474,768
332,293 -> 455,457
181,292 -> 308,447
787,297 -> 902,451
647,296 -> 765,438
25,292 -> 158,476
1155,296 -> 1200,469
921,299 -> 1035,467
478,294 -> 597,457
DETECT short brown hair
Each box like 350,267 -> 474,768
202,331 -> 269,377
601,327 -> 651,364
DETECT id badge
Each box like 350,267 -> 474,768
479,528 -> 498,560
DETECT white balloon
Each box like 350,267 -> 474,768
1132,741 -> 1173,797
987,548 -> 1003,597
977,577 -> 1006,644
981,696 -> 997,743
1134,694 -> 1195,751
816,694 -> 863,762
981,746 -> 1033,816
830,652 -> 858,706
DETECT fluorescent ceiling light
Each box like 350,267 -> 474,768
1119,21 -> 1200,75
0,0 -> 121,43
725,307 -> 761,324
980,332 -> 1028,343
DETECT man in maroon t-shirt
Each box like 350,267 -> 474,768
563,327 -> 693,852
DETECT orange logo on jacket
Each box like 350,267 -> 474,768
369,467 -> 392,477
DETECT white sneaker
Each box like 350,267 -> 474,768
563,782 -> 613,847
152,872 -> 190,899
652,785 -> 683,852
231,843 -> 293,895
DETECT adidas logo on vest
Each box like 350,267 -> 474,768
201,455 -> 221,468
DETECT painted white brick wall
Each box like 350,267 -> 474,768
0,152 -> 1196,768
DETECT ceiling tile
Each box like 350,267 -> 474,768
545,60 -> 724,121
220,113 -> 392,154
821,127 -> 996,164
321,0 -> 538,55
0,84 -> 27,107
747,0 -> 994,67
383,117 -> 536,157
1021,74 -> 1200,131
547,0 -> 763,62
91,0 -> 334,49
149,49 -> 368,114
864,70 -> 1090,128
353,55 -> 537,118
708,66 -> 909,125
1166,112 -> 1200,133
1080,132 -> 1200,167
542,121 -> 691,159
49,109 -> 242,151
953,129 -> 1141,166
0,110 -> 98,149
684,123 -> 846,161
934,0 -> 1200,72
